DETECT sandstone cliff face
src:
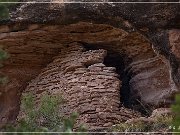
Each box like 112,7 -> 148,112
0,0 -> 180,130
0,22 -> 177,129
169,29 -> 180,89
10,0 -> 179,93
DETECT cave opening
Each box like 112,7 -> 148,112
81,42 -> 132,108
82,42 -> 151,116
103,52 -> 152,116
103,52 -> 131,107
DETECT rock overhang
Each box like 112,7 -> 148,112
0,0 -> 180,130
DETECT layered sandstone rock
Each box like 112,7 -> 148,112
0,0 -> 178,131
0,22 -> 177,128
169,29 -> 180,60
7,0 -> 180,97
169,29 -> 180,90
128,56 -> 174,106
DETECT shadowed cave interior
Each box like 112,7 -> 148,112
82,42 -> 151,116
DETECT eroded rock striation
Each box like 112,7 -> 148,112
0,0 -> 180,131
11,0 -> 179,92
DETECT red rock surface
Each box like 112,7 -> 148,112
0,22 -> 177,129
169,29 -> 180,59
18,43 -> 139,130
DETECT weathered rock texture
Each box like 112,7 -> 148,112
125,108 -> 172,132
0,22 -> 178,128
128,56 -> 174,106
169,29 -> 180,59
0,0 -> 180,129
169,29 -> 180,87
18,42 -> 139,130
8,0 -> 180,93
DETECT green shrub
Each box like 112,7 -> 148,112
111,115 -> 172,132
0,48 -> 9,84
111,122 -> 148,132
5,93 -> 87,134
0,0 -> 18,19
0,48 -> 9,61
152,115 -> 173,132
171,94 -> 180,133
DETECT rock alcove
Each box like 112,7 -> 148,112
0,21 -> 178,131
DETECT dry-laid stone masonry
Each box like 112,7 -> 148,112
18,42 -> 139,130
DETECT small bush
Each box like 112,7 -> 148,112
0,48 -> 9,84
0,0 -> 18,19
4,93 -> 87,134
111,115 -> 172,132
171,94 -> 180,133
0,49 -> 9,61
111,122 -> 148,132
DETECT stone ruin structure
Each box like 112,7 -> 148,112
18,43 -> 139,130
0,0 -> 179,132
